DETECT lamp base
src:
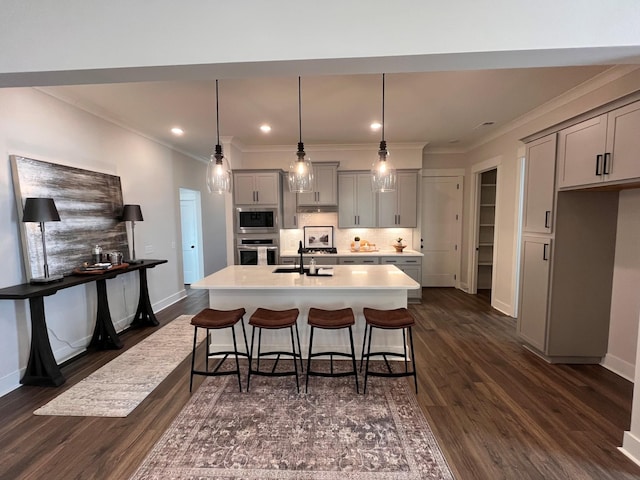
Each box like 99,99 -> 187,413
30,274 -> 64,284
127,259 -> 144,265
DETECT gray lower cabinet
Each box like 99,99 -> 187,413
517,236 -> 551,351
338,257 -> 380,265
381,256 -> 422,301
280,256 -> 337,266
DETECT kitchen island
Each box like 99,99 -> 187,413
190,264 -> 420,358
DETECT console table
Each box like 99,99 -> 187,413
0,259 -> 167,387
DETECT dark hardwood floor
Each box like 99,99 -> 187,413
1,287 -> 639,479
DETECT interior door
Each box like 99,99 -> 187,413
421,176 -> 462,286
180,196 -> 199,284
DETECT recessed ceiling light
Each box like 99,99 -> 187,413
370,122 -> 382,131
171,127 -> 184,136
260,124 -> 272,133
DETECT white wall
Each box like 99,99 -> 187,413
0,88 -> 226,396
605,190 -> 640,381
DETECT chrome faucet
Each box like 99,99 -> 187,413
298,240 -> 304,274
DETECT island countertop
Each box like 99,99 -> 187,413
190,265 -> 420,291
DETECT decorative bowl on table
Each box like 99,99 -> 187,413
393,244 -> 406,253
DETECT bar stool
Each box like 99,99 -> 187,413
361,307 -> 417,394
189,307 -> 248,393
305,307 -> 359,393
247,307 -> 303,393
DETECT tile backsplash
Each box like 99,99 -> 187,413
279,212 -> 416,252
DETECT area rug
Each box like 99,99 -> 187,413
129,365 -> 455,479
34,315 -> 201,417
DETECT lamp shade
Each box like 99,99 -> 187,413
121,204 -> 143,222
22,198 -> 60,222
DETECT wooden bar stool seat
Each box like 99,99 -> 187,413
306,307 -> 359,393
361,307 -> 417,394
189,307 -> 248,392
247,307 -> 303,393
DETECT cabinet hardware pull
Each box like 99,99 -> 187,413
543,243 -> 549,261
544,211 -> 551,229
603,152 -> 611,175
595,154 -> 603,176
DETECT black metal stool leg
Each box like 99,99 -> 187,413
305,326 -> 315,393
409,326 -> 418,394
189,326 -> 198,392
364,325 -> 373,394
240,318 -> 249,356
360,324 -> 368,372
247,326 -> 257,392
231,325 -> 242,392
295,323 -> 304,372
348,326 -> 359,394
403,328 -> 408,372
290,326 -> 300,393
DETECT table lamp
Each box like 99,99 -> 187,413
121,204 -> 143,264
22,197 -> 63,283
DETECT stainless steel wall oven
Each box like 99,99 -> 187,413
235,236 -> 279,265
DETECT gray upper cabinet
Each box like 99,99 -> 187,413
280,172 -> 298,228
558,101 -> 640,189
297,162 -> 338,206
523,133 -> 557,234
233,171 -> 280,205
377,171 -> 418,228
338,172 -> 376,228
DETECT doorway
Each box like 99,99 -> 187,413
179,188 -> 204,284
471,167 -> 498,298
420,175 -> 463,287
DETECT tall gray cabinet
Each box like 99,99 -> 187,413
518,99 -> 634,362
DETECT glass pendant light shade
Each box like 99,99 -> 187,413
288,77 -> 314,193
371,73 -> 397,193
288,142 -> 314,193
207,144 -> 231,194
207,79 -> 231,194
371,140 -> 397,193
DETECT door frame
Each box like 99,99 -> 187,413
420,169 -> 464,289
468,157 -> 502,296
179,188 -> 204,284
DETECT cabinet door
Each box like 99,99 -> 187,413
523,134 -> 557,234
517,237 -> 551,351
281,178 -> 298,228
314,164 -> 337,205
234,173 -> 257,204
557,114 -> 607,189
338,173 -> 358,227
254,172 -> 279,205
356,173 -> 376,226
396,172 -> 418,227
377,190 -> 398,227
605,101 -> 640,183
338,257 -> 379,265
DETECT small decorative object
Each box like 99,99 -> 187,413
393,237 -> 405,253
92,244 -> 103,264
354,236 -> 360,252
309,257 -> 317,275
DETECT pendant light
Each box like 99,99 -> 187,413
288,76 -> 314,193
371,73 -> 397,193
206,79 -> 231,194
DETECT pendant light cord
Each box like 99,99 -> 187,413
381,73 -> 385,143
298,76 -> 302,144
215,79 -> 221,145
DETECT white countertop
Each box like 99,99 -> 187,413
280,248 -> 423,257
190,265 -> 421,290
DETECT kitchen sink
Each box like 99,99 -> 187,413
272,267 -> 309,274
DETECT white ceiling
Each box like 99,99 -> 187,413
39,66 -> 610,161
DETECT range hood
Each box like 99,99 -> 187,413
296,205 -> 338,213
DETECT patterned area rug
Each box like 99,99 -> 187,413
130,362 -> 455,479
34,315 -> 200,417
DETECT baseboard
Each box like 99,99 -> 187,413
621,432 -> 640,467
0,370 -> 22,398
601,353 -> 635,383
492,297 -> 514,317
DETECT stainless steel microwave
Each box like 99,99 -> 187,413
235,207 -> 279,234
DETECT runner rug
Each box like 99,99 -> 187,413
34,314 -> 200,417
129,367 -> 455,479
